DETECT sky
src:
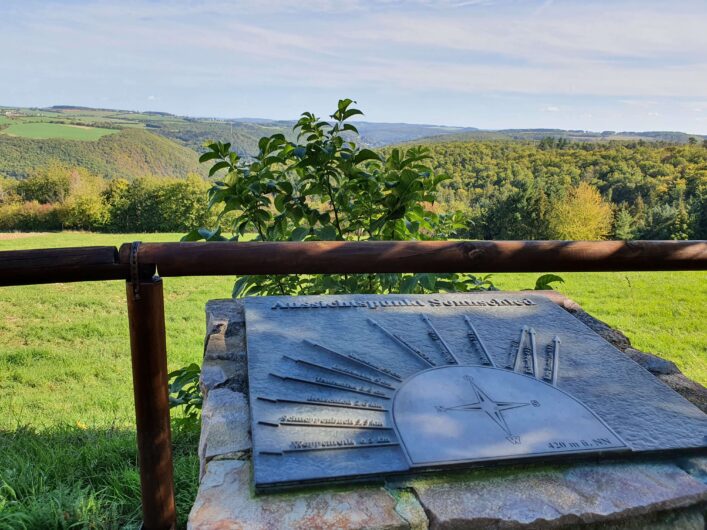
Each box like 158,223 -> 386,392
1,0 -> 707,133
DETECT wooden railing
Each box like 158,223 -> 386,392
1,239 -> 706,530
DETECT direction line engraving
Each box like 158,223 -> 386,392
511,326 -> 528,370
284,441 -> 399,453
543,336 -> 561,386
260,416 -> 392,430
258,396 -> 388,411
269,373 -> 392,399
282,355 -> 395,389
260,439 -> 400,455
304,340 -> 403,381
367,318 -> 436,366
421,314 -> 459,364
528,327 -> 539,378
464,316 -> 495,367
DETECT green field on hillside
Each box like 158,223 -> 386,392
0,232 -> 705,528
0,122 -> 119,140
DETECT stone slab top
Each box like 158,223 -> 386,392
189,292 -> 707,530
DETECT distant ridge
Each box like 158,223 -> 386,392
1,105 -> 705,182
412,128 -> 706,145
13,105 -> 703,145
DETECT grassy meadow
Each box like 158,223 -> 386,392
0,231 -> 705,528
0,122 -> 119,141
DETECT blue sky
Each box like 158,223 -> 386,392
1,0 -> 706,132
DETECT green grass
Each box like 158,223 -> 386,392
0,122 -> 118,141
0,232 -> 705,528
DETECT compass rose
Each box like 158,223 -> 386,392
436,375 -> 530,444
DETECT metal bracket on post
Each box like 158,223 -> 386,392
130,241 -> 142,300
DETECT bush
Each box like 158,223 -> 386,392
185,99 -> 485,297
59,194 -> 110,230
104,175 -> 212,232
15,161 -> 73,204
0,176 -> 19,205
0,201 -> 62,231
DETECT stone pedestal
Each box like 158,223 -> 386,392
188,295 -> 707,530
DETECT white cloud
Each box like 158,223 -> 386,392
1,0 -> 706,131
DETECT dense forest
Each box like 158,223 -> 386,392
419,139 -> 707,240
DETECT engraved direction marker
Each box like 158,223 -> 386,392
257,396 -> 388,411
510,325 -> 539,377
542,336 -> 561,386
260,415 -> 392,430
511,326 -> 529,370
304,340 -> 403,381
286,437 -> 398,453
283,355 -> 395,390
270,373 -> 392,399
528,327 -> 539,378
464,316 -> 495,367
367,318 -> 436,366
259,438 -> 400,456
421,314 -> 459,364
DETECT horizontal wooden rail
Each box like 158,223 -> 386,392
121,240 -> 707,277
0,246 -> 131,286
1,241 -> 706,287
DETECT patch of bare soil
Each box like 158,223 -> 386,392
0,232 -> 45,240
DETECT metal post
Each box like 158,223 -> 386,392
126,277 -> 176,530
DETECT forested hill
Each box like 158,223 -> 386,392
414,140 -> 707,240
0,128 -> 205,180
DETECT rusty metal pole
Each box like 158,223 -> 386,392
126,276 -> 176,530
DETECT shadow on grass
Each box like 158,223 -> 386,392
0,424 -> 199,530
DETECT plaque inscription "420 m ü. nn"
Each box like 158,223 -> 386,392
245,294 -> 707,492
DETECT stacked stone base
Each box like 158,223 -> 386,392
188,296 -> 707,530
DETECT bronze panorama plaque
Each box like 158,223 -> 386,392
245,293 -> 707,492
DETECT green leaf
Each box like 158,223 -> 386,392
181,229 -> 205,241
199,151 -> 221,163
337,98 -> 354,111
316,225 -> 338,241
399,275 -> 419,294
342,108 -> 363,120
534,274 -> 565,290
354,149 -> 381,164
342,123 -> 359,134
208,161 -> 231,177
290,226 -> 309,241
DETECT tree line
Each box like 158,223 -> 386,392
0,161 -> 212,232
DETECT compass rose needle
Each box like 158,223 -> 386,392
437,376 -> 530,443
